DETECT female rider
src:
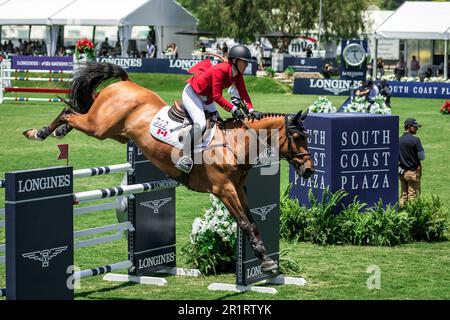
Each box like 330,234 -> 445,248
176,45 -> 258,173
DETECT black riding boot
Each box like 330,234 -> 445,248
176,123 -> 202,173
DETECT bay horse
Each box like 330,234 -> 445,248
23,62 -> 315,273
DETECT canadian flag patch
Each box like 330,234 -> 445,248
157,128 -> 168,137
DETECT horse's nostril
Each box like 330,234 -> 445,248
303,167 -> 315,178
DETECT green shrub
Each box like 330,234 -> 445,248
304,188 -> 347,245
265,67 -> 276,77
284,67 -> 295,77
338,197 -> 368,245
363,200 -> 411,246
280,185 -> 309,242
401,196 -> 448,241
278,247 -> 303,275
280,187 -> 447,246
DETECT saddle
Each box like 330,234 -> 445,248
168,100 -> 221,130
149,101 -> 221,152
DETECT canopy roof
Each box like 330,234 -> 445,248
0,0 -> 197,26
375,1 -> 450,40
49,0 -> 197,26
0,0 -> 74,25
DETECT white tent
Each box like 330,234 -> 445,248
374,1 -> 450,78
0,0 -> 198,57
375,2 -> 450,40
48,0 -> 198,57
0,0 -> 76,56
0,0 -> 73,25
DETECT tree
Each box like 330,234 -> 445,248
179,0 -> 371,43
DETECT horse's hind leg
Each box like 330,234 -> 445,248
23,107 -> 78,141
51,124 -> 73,139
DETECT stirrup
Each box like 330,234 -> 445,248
176,155 -> 193,174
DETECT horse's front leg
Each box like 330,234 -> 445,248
236,185 -> 278,273
216,183 -> 277,273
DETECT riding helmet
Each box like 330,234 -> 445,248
228,45 -> 254,62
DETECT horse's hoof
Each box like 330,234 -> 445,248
22,129 -> 43,141
261,258 -> 278,273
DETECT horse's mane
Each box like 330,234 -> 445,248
222,112 -> 286,125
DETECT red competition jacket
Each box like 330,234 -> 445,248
187,60 -> 253,112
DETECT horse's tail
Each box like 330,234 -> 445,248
68,62 -> 128,113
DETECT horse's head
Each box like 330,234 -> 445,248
281,110 -> 315,179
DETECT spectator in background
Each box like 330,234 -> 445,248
367,59 -> 373,76
377,57 -> 385,79
100,37 -> 111,57
367,80 -> 379,105
253,41 -> 264,71
425,66 -> 433,79
222,42 -> 228,57
378,80 -> 392,107
356,80 -> 369,100
215,43 -> 222,56
306,44 -> 313,58
146,41 -> 156,58
410,56 -> 420,77
172,43 -> 179,59
394,56 -> 406,80
322,63 -> 333,79
399,118 -> 425,207
57,46 -> 66,56
18,39 -> 25,54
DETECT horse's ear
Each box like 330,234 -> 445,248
293,110 -> 302,123
300,109 -> 309,121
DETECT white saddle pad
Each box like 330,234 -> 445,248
150,106 -> 216,153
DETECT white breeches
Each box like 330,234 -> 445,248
182,84 -> 217,132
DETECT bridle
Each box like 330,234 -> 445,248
281,115 -> 311,163
236,113 -> 311,167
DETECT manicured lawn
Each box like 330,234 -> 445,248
0,73 -> 448,299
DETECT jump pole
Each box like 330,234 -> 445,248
2,142 -> 199,299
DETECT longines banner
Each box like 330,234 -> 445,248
289,113 -> 399,210
12,56 -> 74,70
293,78 -> 450,99
96,57 -> 257,76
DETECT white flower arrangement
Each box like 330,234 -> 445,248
381,74 -> 396,81
344,95 -> 391,115
308,96 -> 337,113
369,95 -> 391,115
189,194 -> 236,245
183,195 -> 237,274
344,96 -> 367,113
400,76 -> 420,82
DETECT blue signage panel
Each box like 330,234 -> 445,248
5,166 -> 74,300
283,57 -> 324,72
290,113 -> 399,210
12,56 -> 74,70
127,143 -> 176,275
97,57 -> 257,76
294,78 -> 362,96
293,78 -> 450,99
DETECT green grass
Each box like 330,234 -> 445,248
0,73 -> 449,300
